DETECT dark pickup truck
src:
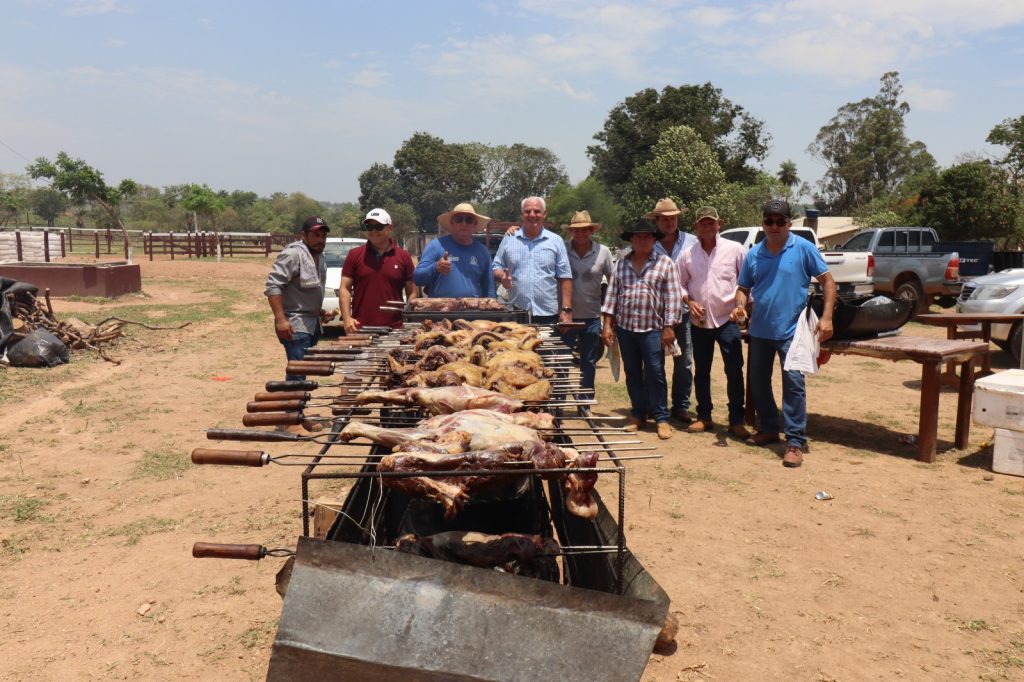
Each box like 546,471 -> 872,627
838,227 -> 961,313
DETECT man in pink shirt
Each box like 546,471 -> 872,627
677,206 -> 750,438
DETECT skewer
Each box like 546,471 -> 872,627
192,448 -> 659,468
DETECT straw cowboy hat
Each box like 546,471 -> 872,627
563,210 -> 601,231
437,202 -> 491,231
643,197 -> 684,220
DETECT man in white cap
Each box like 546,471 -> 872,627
646,197 -> 698,424
561,210 -> 614,391
339,208 -> 416,332
414,202 -> 496,298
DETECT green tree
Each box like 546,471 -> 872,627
987,115 -> 1024,189
808,71 -> 936,214
706,173 -> 790,228
618,125 -> 727,222
913,161 -> 1020,241
587,83 -> 770,198
28,188 -> 68,227
777,160 -> 799,189
271,192 -> 323,233
358,162 -> 402,211
545,177 -> 623,246
469,143 -> 568,220
182,183 -> 227,231
26,152 -> 139,260
392,132 -> 483,232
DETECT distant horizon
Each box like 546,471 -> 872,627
3,1 -> 1023,203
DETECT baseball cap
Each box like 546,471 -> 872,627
363,208 -> 392,226
694,206 -> 720,222
761,199 -> 791,219
301,216 -> 330,232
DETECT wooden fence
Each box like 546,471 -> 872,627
0,230 -> 67,262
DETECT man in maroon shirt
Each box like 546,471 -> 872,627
339,208 -> 416,331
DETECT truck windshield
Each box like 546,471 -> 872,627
324,242 -> 358,268
839,232 -> 873,251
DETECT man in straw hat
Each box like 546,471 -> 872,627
734,199 -> 835,468
493,196 -> 573,325
561,210 -> 614,391
601,219 -> 684,440
645,198 -> 698,425
414,202 -> 496,298
677,206 -> 750,440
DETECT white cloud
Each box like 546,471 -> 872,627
687,6 -> 739,28
350,67 -> 390,89
904,83 -> 954,112
65,0 -> 118,16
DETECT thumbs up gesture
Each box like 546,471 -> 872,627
436,250 -> 452,275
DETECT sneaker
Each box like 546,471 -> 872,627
728,424 -> 752,440
671,410 -> 694,425
782,446 -> 803,468
657,422 -> 673,440
624,416 -> 647,432
686,419 -> 714,433
745,431 -> 781,447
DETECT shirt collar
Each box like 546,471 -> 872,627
567,239 -> 597,258
517,227 -> 548,242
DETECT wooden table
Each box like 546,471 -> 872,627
820,336 -> 988,463
914,313 -> 1024,383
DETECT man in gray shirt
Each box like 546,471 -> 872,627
561,210 -> 614,391
265,216 -> 335,381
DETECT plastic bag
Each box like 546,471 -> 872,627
6,328 -> 70,368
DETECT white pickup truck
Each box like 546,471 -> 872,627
720,226 -> 874,298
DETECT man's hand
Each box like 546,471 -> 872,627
343,317 -> 362,335
320,309 -> 338,325
275,318 -> 294,341
687,300 -> 706,326
495,268 -> 513,290
601,326 -> 614,348
661,326 -> 676,348
729,306 -> 748,324
816,317 -> 834,343
504,225 -> 519,238
557,309 -> 573,330
436,251 -> 452,275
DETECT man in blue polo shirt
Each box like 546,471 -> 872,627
734,199 -> 836,468
492,196 -> 573,325
414,202 -> 496,298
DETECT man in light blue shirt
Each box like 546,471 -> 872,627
646,198 -> 698,424
414,202 -> 496,298
492,196 -> 573,325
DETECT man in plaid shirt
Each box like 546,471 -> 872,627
601,219 -> 684,440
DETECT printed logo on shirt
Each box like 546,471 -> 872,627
469,256 -> 478,266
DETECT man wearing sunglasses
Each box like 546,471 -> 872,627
339,208 -> 416,333
734,199 -> 836,468
414,202 -> 496,298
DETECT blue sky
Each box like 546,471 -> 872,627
3,0 -> 1024,203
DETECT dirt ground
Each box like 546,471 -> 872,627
1,256 -> 1023,681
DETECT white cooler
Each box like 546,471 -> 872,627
993,429 -> 1024,477
974,370 -> 1024,430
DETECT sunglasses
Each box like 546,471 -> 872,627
762,218 -> 788,227
363,222 -> 386,231
453,214 -> 476,225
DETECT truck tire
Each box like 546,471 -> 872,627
895,280 -> 928,315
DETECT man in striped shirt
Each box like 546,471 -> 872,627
492,196 -> 573,325
677,206 -> 750,439
601,219 -> 684,440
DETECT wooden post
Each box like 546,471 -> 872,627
170,231 -> 175,260
68,227 -> 73,253
148,232 -> 154,261
60,231 -> 66,258
43,229 -> 50,262
123,233 -> 129,260
955,357 -> 977,450
918,360 -> 941,463
94,231 -> 100,258
15,230 -> 22,262
265,234 -> 271,257
106,228 -> 112,254
228,233 -> 234,257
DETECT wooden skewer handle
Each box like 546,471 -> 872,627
266,380 -> 319,392
191,448 -> 268,467
253,391 -> 311,402
246,399 -> 305,413
192,542 -> 266,560
286,362 -> 334,376
242,412 -> 303,426
206,428 -> 302,442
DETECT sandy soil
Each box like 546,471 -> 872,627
1,256 -> 1023,681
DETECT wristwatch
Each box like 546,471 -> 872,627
561,307 -> 573,313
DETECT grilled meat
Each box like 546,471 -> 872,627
408,298 -> 507,312
340,409 -> 551,453
355,386 -> 526,414
394,531 -> 560,580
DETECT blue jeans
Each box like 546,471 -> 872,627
671,316 -> 693,415
561,318 -> 601,391
691,321 -> 745,425
281,328 -> 321,381
747,335 -> 806,447
614,326 -> 669,423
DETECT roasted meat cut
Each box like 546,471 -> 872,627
355,386 -> 526,414
395,531 -> 561,581
408,298 -> 507,312
339,409 -> 554,453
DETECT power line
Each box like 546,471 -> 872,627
0,138 -> 33,164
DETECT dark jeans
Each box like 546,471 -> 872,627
615,326 -> 669,423
691,321 -> 745,425
281,328 -> 321,381
747,335 -> 806,447
671,316 -> 693,414
561,318 -> 601,391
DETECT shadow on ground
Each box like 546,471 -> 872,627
807,412 -> 939,459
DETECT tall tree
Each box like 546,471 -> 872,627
987,115 -> 1024,189
357,162 -> 402,211
182,183 -> 227,231
618,125 -> 727,222
29,188 -> 69,227
27,152 -> 139,261
777,160 -> 799,189
807,71 -> 936,214
392,132 -> 483,232
545,177 -> 623,246
468,143 -> 568,220
587,83 -> 770,197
